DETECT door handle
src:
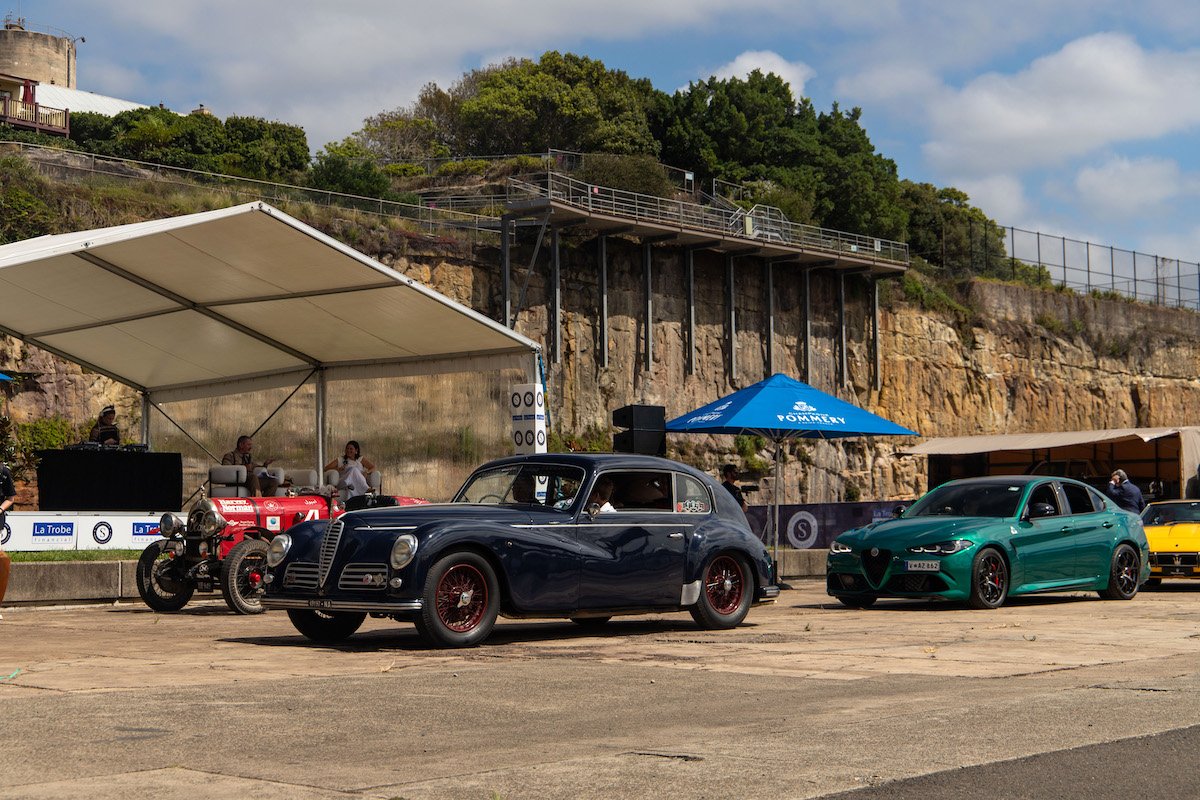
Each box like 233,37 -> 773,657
1060,525 -> 1072,533
1102,522 -> 1114,528
668,532 -> 684,539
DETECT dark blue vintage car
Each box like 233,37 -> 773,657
260,454 -> 779,647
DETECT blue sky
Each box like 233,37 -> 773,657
14,0 -> 1200,262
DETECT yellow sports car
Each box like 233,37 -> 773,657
1141,501 -> 1200,585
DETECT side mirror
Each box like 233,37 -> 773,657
891,504 -> 907,518
1028,502 -> 1057,519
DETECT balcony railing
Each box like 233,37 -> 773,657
509,172 -> 910,266
0,97 -> 69,136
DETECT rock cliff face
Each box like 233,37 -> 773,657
5,216 -> 1199,506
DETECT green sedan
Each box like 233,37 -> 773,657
827,476 -> 1150,609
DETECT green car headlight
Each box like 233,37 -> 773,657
390,534 -> 419,570
907,540 -> 974,555
830,540 -> 852,554
266,533 -> 292,567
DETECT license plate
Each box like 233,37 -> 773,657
905,560 -> 940,572
1163,566 -> 1194,576
196,579 -> 213,592
306,598 -> 334,609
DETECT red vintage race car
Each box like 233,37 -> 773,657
136,492 -> 426,614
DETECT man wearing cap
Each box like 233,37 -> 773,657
89,405 -> 120,445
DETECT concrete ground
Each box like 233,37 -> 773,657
2,580 -> 1200,799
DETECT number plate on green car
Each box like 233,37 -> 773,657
905,560 -> 940,572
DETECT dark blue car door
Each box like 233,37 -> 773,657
573,470 -> 688,609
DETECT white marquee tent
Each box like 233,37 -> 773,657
0,201 -> 541,470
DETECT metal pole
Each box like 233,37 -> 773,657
643,241 -> 653,372
765,259 -> 774,376
552,227 -> 561,363
140,392 -> 151,447
872,278 -> 881,391
726,254 -> 737,382
838,272 -> 847,388
315,370 -> 326,482
598,235 -> 609,369
802,267 -> 811,384
686,248 -> 695,376
501,214 -> 512,327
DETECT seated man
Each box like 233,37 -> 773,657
587,476 -> 616,513
221,435 -> 279,497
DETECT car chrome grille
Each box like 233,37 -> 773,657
861,549 -> 891,587
1150,552 -> 1198,566
318,519 -> 344,588
283,562 -> 318,590
338,563 -> 390,591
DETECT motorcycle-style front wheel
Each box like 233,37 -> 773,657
220,538 -> 270,615
136,540 -> 195,612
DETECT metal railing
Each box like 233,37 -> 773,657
509,171 -> 910,265
1,140 -> 501,244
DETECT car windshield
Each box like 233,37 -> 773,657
906,481 -> 1025,518
1141,502 -> 1200,525
454,463 -> 586,509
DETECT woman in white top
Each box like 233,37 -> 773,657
324,440 -> 376,502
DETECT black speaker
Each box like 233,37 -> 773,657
612,404 -> 665,430
613,429 -> 666,457
612,404 -> 666,456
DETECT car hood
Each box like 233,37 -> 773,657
1144,521 -> 1200,551
839,516 -> 999,548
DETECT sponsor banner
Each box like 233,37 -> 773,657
745,501 -> 899,549
3,512 -> 165,551
510,383 -> 547,455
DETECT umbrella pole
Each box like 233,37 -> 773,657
772,441 -> 782,569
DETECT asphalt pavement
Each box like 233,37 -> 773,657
2,580 -> 1200,799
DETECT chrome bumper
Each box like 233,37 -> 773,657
756,585 -> 781,603
262,598 -> 423,613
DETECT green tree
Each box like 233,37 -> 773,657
307,140 -> 392,198
900,180 -> 1009,277
811,103 -> 906,240
0,156 -> 55,243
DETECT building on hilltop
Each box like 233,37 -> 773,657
0,14 -> 149,137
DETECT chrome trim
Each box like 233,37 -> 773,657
317,519 -> 344,589
262,598 -> 423,613
338,563 -> 390,591
512,523 -> 695,528
358,525 -> 418,531
680,579 -> 701,605
283,561 -> 319,590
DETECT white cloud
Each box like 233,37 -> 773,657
1074,156 -> 1192,218
924,33 -> 1200,175
692,50 -> 816,99
952,174 -> 1029,224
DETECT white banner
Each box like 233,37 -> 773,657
1,511 -> 164,551
510,383 -> 547,455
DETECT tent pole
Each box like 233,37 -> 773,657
773,441 -> 782,569
140,392 -> 151,447
315,369 -> 327,483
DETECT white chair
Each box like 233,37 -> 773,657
284,468 -> 321,493
209,465 -> 248,498
325,468 -> 383,501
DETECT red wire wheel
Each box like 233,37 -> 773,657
704,554 -> 746,615
434,563 -> 489,632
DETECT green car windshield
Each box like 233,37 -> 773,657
907,482 -> 1025,518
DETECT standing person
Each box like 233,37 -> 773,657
324,440 -> 375,503
221,435 -> 279,497
0,460 -> 15,619
720,464 -> 748,512
89,405 -> 120,445
1106,469 -> 1146,513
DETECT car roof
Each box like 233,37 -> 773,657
943,475 -> 1093,488
477,452 -> 708,476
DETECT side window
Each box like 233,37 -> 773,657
674,474 -> 712,514
1060,482 -> 1096,515
607,471 -> 673,511
1088,487 -> 1109,511
1026,483 -> 1061,516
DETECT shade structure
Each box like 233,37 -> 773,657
0,201 -> 541,403
666,373 -> 917,440
0,372 -> 10,381
667,373 -> 918,565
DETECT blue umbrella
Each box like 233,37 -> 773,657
666,373 -> 916,440
667,373 -> 918,562
0,373 -> 11,381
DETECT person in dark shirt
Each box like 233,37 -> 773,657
0,461 -> 15,617
720,463 -> 748,512
1106,469 -> 1146,513
221,435 -> 279,497
89,405 -> 120,445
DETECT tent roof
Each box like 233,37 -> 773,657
901,427 -> 1200,456
0,202 -> 539,402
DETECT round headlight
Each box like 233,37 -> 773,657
199,509 -> 227,536
267,533 -> 292,567
390,534 -> 419,570
159,512 -> 183,537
